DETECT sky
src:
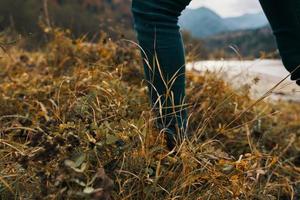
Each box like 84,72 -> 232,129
188,0 -> 263,17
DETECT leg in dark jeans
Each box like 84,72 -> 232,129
131,0 -> 191,149
259,0 -> 300,85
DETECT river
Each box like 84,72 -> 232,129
187,59 -> 300,102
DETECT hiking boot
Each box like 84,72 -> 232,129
157,123 -> 190,151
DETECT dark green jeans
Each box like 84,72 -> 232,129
131,0 -> 300,143
260,0 -> 300,85
131,0 -> 191,144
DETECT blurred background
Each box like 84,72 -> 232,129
0,0 -> 278,59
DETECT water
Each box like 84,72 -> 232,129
187,59 -> 300,101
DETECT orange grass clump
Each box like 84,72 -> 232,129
0,29 -> 299,200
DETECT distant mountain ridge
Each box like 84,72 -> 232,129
179,7 -> 268,38
224,12 -> 268,30
204,26 -> 277,58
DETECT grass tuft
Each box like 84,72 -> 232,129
0,29 -> 299,200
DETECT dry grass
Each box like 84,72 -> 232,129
0,29 -> 299,200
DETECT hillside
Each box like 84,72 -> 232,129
224,12 -> 268,30
179,7 -> 229,38
179,7 -> 268,38
0,0 -> 133,43
0,29 -> 299,200
204,26 -> 278,58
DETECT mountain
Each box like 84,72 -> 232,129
204,26 -> 277,58
179,7 -> 229,38
179,7 -> 268,38
224,12 -> 268,30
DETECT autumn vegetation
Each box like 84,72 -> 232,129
0,27 -> 299,200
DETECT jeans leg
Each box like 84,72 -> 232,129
131,0 -> 191,140
259,0 -> 300,85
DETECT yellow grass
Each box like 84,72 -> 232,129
0,29 -> 299,200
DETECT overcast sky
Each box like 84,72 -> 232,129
188,0 -> 263,17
